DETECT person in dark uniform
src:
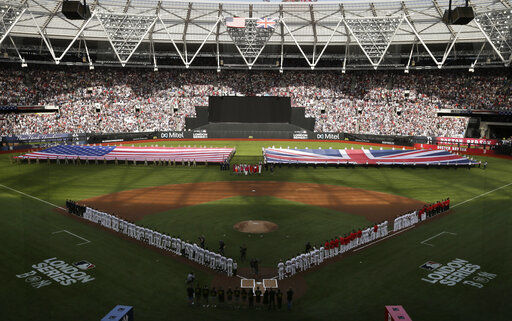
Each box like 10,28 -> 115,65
268,288 -> 276,310
483,161 -> 487,169
248,290 -> 254,308
286,288 -> 294,311
218,287 -> 225,307
202,285 -> 210,306
305,241 -> 312,253
210,287 -> 217,307
240,245 -> 247,262
276,289 -> 283,310
263,289 -> 269,306
254,287 -> 262,305
227,288 -> 233,304
241,288 -> 248,305
254,259 -> 260,276
198,235 -> 206,249
234,287 -> 240,304
187,285 -> 194,306
219,240 -> 225,256
194,284 -> 201,305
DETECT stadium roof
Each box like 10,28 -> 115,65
1,0 -> 511,70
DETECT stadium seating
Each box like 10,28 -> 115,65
0,66 -> 510,137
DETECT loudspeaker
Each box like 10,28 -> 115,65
443,7 -> 475,25
62,1 -> 91,20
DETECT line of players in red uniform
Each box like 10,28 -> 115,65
417,198 -> 450,220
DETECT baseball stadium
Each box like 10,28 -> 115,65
1,0 -> 511,320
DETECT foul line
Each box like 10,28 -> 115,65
420,231 -> 457,247
0,183 -> 65,210
452,182 -> 512,208
353,225 -> 415,252
52,230 -> 90,245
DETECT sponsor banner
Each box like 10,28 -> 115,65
420,258 -> 496,289
192,131 -> 208,139
16,257 -> 95,289
2,133 -> 74,143
315,133 -> 341,140
293,131 -> 308,140
436,137 -> 499,146
160,131 -> 185,139
414,143 -> 495,156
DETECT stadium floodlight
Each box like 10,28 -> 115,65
344,17 -> 403,68
474,10 -> 512,64
0,2 -> 27,47
97,12 -> 157,66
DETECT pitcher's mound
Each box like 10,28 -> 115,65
234,220 -> 278,234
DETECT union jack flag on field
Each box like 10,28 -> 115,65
263,148 -> 477,165
256,17 -> 277,29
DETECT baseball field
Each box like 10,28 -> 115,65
0,139 -> 510,321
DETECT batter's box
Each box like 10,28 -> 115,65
263,279 -> 278,289
241,279 -> 255,289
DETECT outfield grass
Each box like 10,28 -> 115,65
1,139 -> 511,320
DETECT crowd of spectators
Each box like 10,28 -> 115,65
1,66 -> 510,137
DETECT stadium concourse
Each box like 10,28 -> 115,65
1,66 -> 511,137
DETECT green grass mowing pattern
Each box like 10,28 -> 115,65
1,139 -> 511,320
138,196 -> 370,267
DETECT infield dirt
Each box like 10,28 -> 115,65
81,181 -> 424,223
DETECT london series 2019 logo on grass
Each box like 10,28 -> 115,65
420,258 -> 497,289
16,257 -> 95,289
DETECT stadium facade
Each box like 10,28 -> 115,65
0,0 -> 511,71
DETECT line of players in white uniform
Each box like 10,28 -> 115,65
393,210 -> 421,232
83,207 -> 237,276
277,221 -> 389,280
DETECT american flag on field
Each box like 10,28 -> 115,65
225,17 -> 246,28
256,17 -> 276,29
17,145 -> 235,163
263,148 -> 477,165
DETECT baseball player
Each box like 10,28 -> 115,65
297,254 -> 304,272
324,241 -> 330,259
220,256 -> 227,272
310,250 -> 317,266
227,258 -> 233,276
193,244 -> 200,262
209,252 -> 216,269
198,247 -> 205,265
278,261 -> 285,280
215,253 -> 222,270
319,246 -> 324,264
175,238 -> 182,255
305,251 -> 311,269
290,257 -> 297,275
393,216 -> 401,232
285,260 -> 292,277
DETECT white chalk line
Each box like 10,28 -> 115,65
452,182 -> 512,208
52,229 -> 91,245
353,225 -> 416,252
420,231 -> 457,247
0,183 -> 65,210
